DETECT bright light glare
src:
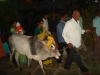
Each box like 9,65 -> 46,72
95,0 -> 98,2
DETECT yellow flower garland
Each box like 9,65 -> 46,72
46,35 -> 53,49
42,35 -> 53,65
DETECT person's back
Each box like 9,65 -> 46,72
93,9 -> 100,36
93,9 -> 100,51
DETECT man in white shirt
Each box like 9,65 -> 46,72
42,13 -> 49,32
62,10 -> 91,75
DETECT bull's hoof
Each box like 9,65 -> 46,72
28,71 -> 31,75
10,65 -> 12,68
28,73 -> 31,75
20,67 -> 23,71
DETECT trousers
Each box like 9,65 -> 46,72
57,42 -> 70,63
64,47 -> 88,72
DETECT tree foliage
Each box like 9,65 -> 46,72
81,6 -> 96,47
0,2 -> 21,31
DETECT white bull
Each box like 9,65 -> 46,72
9,34 -> 60,75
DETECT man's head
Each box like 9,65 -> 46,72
51,12 -> 56,18
72,10 -> 80,21
37,19 -> 43,28
43,12 -> 49,19
60,12 -> 68,22
10,20 -> 17,28
96,9 -> 100,17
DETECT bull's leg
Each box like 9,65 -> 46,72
38,60 -> 46,75
15,52 -> 22,70
10,51 -> 14,67
29,59 -> 32,68
28,59 -> 32,75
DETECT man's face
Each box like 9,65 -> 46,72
12,22 -> 17,28
52,13 -> 56,17
38,21 -> 43,27
97,10 -> 100,17
62,14 -> 68,21
44,14 -> 49,19
72,12 -> 80,21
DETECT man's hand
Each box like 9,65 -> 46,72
94,38 -> 97,44
68,43 -> 73,48
85,29 -> 91,33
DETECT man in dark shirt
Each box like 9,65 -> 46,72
56,12 -> 70,63
48,12 -> 59,42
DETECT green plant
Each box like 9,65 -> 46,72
0,2 -> 21,36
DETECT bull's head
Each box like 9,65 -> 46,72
49,44 -> 61,59
40,38 -> 61,59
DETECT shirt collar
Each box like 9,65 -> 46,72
97,16 -> 100,19
60,20 -> 65,23
43,18 -> 47,20
72,18 -> 79,24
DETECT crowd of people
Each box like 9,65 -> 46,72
0,8 -> 100,75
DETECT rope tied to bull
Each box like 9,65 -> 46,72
78,31 -> 95,60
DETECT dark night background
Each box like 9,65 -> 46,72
0,0 -> 100,36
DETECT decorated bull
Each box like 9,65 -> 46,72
9,34 -> 60,75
